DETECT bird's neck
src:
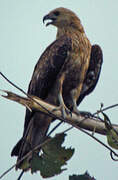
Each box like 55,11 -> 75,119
56,25 -> 85,40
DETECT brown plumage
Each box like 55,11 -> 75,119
11,7 -> 92,167
77,44 -> 103,106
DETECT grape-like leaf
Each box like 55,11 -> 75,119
30,133 -> 74,178
102,112 -> 118,150
19,159 -> 30,170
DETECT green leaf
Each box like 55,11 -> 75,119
69,171 -> 96,180
30,133 -> 74,178
19,158 -> 30,170
102,112 -> 118,150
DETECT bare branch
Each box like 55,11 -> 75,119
1,71 -> 118,136
1,90 -> 118,136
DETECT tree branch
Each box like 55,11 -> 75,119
1,90 -> 118,136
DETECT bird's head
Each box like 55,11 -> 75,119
43,7 -> 83,31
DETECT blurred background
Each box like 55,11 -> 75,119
0,0 -> 118,179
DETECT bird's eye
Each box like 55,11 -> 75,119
53,11 -> 60,16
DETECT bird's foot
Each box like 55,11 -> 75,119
52,104 -> 72,119
72,107 -> 93,118
72,106 -> 80,116
79,111 -> 94,118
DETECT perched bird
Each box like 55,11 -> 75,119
11,7 -> 102,168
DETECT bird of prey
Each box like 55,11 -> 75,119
11,7 -> 102,167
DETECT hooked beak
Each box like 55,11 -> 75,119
43,14 -> 56,26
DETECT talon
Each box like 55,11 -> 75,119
65,107 -> 72,115
66,108 -> 72,117
69,110 -> 72,117
72,107 -> 80,116
52,106 -> 62,112
61,106 -> 66,119
79,111 -> 93,118
52,105 -> 71,119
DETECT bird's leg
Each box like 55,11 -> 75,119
71,98 -> 81,115
71,98 -> 94,118
69,88 -> 81,116
69,98 -> 92,117
69,90 -> 93,118
71,100 -> 91,117
59,92 -> 72,117
78,110 -> 94,118
52,92 -> 72,118
52,78 -> 71,118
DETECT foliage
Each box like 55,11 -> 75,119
69,171 -> 96,180
21,133 -> 74,178
102,112 -> 118,150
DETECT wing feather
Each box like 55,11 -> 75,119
24,36 -> 72,133
77,44 -> 103,106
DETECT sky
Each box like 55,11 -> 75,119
0,0 -> 118,179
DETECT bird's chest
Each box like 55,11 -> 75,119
63,51 -> 85,78
62,47 -> 90,92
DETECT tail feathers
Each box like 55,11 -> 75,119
11,111 -> 52,170
14,113 -> 52,169
11,138 -> 23,156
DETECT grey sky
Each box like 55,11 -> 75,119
0,0 -> 118,179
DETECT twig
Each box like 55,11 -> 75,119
94,104 -> 118,115
66,103 -> 118,135
1,113 -> 118,179
17,170 -> 24,180
0,72 -> 65,122
47,121 -> 63,136
0,136 -> 52,179
0,164 -> 16,179
110,151 -> 118,161
62,121 -> 118,159
0,72 -> 27,96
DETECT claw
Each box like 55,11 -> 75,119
72,106 -> 80,116
68,110 -> 72,117
79,111 -> 93,118
61,105 -> 66,119
52,105 -> 71,119
72,106 -> 93,118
